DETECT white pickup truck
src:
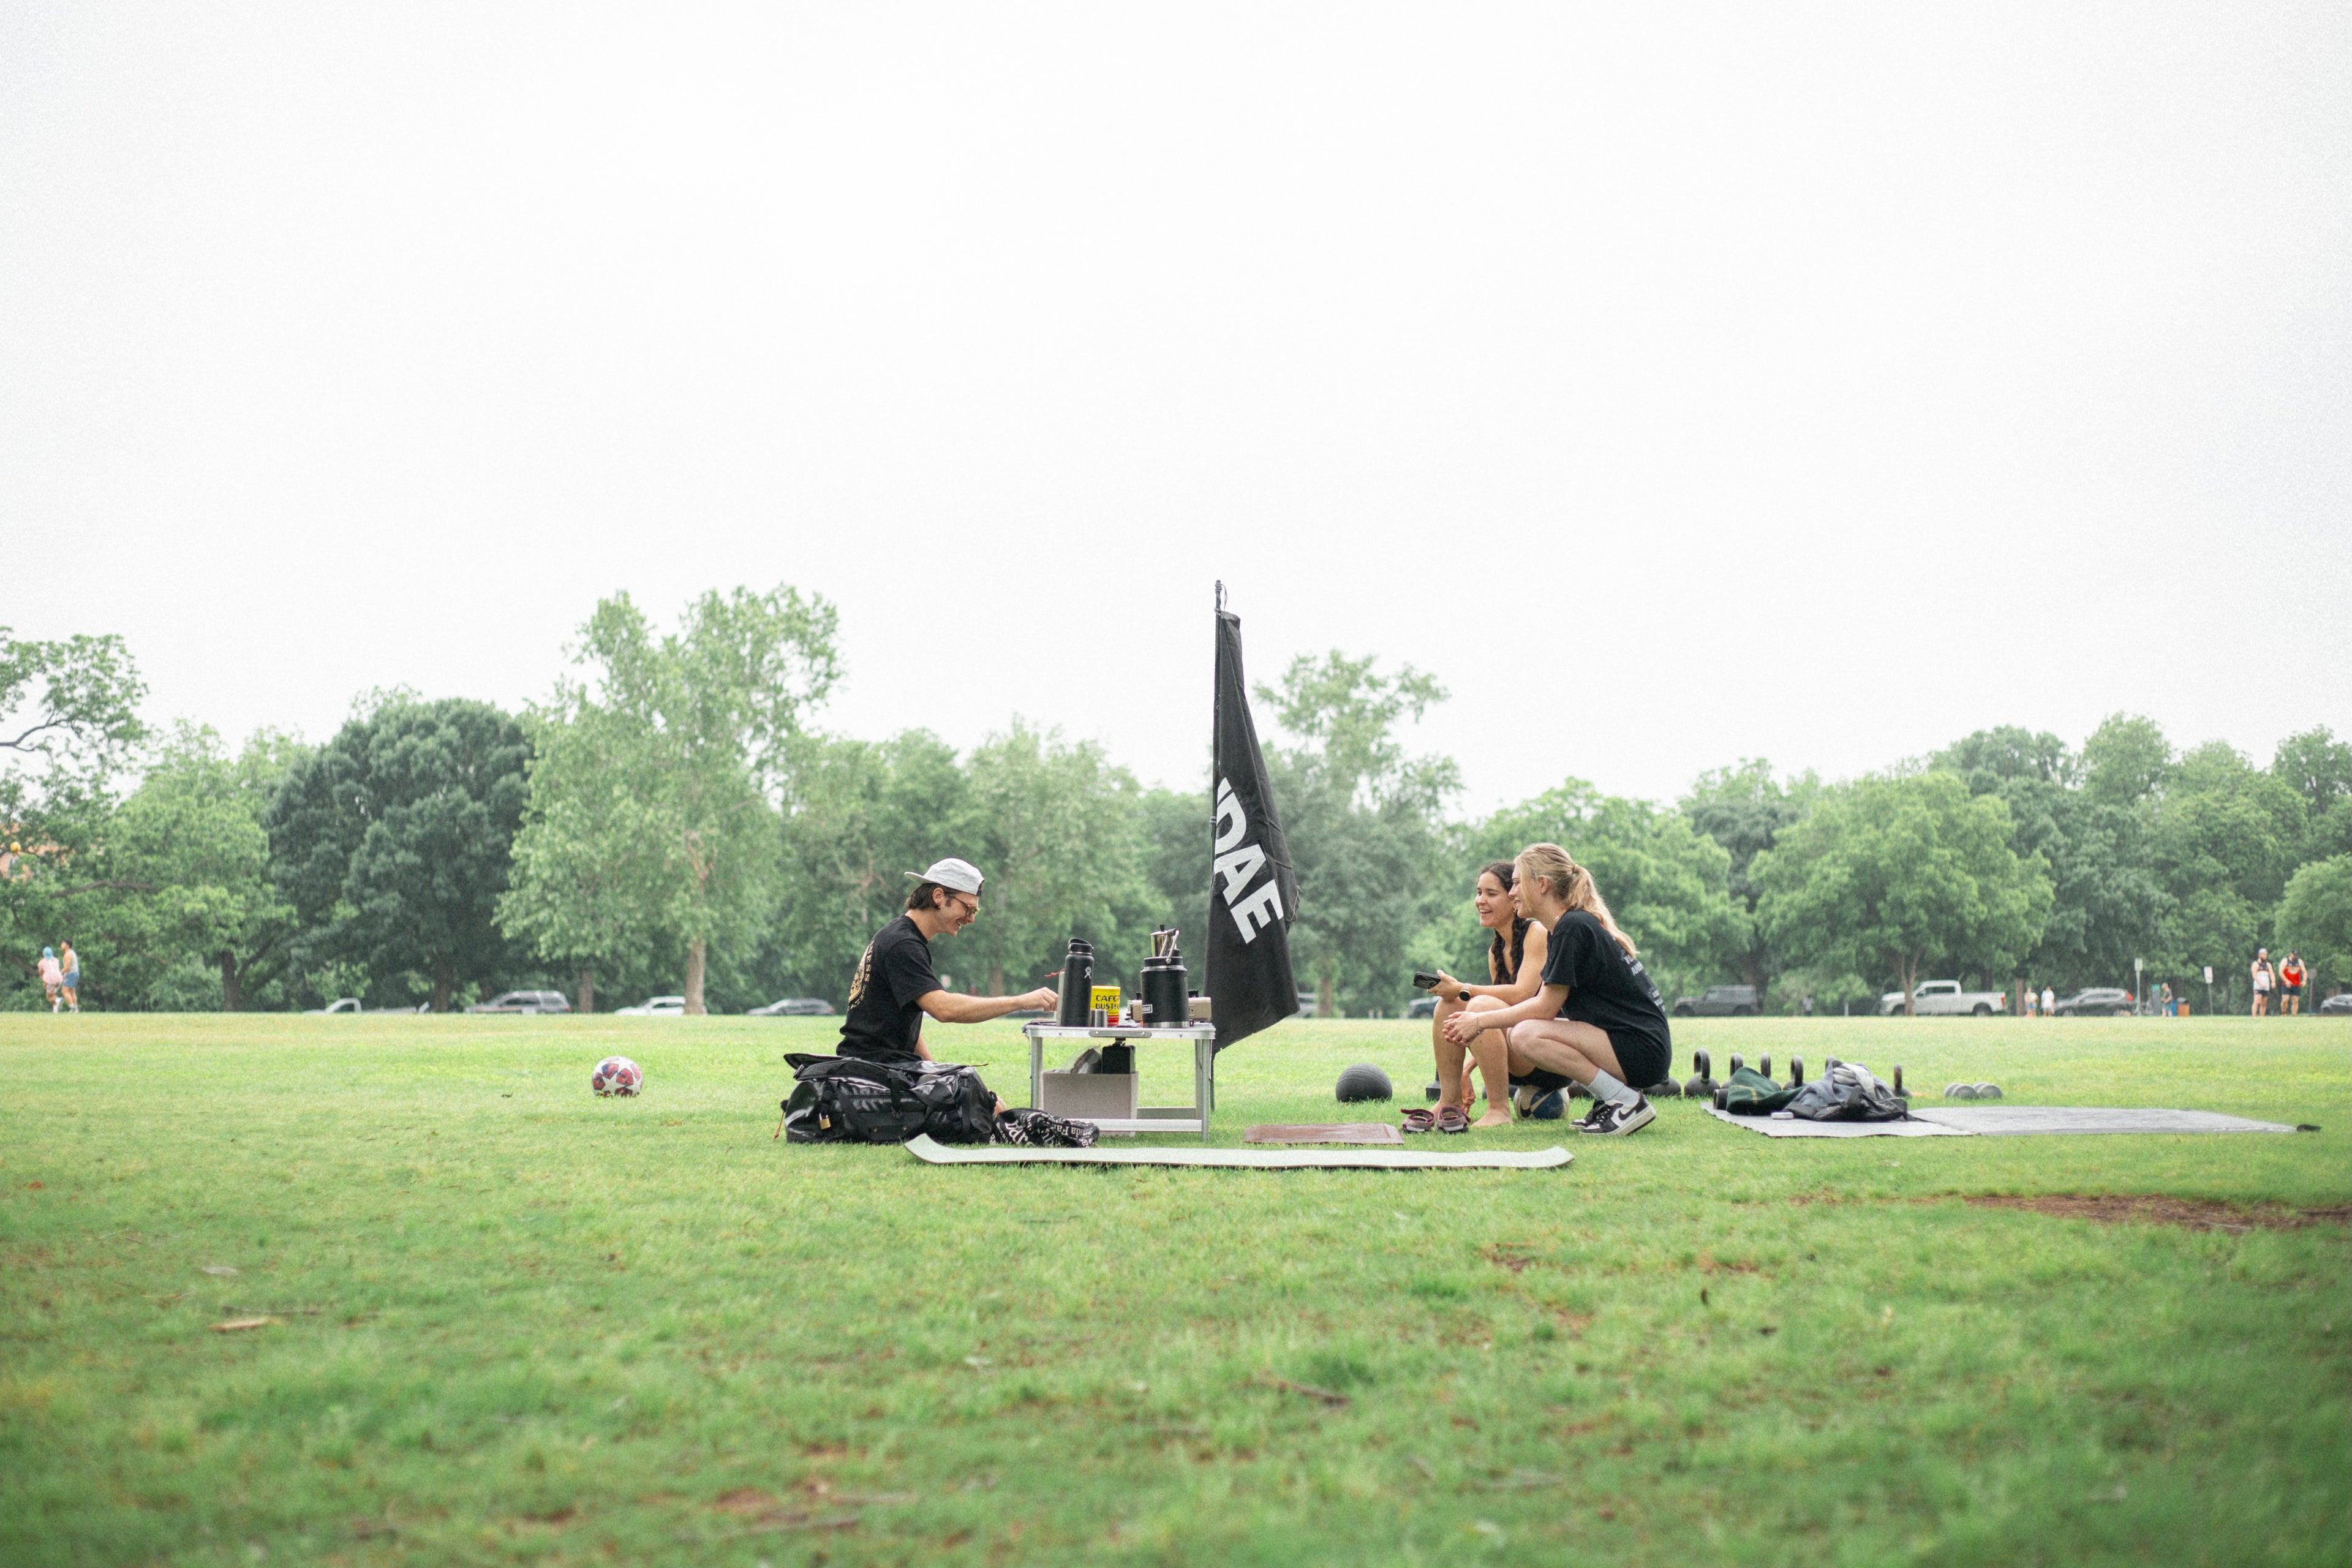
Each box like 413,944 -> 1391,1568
1879,980 -> 2008,1017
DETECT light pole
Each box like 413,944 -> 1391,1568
2204,964 -> 2213,1017
2134,957 -> 2143,1016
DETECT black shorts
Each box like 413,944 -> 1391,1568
2282,984 -> 2302,998
1510,1029 -> 1673,1092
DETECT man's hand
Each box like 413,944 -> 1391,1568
1441,1010 -> 1483,1046
1022,986 -> 1058,1012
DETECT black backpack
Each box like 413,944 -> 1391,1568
780,1054 -> 997,1145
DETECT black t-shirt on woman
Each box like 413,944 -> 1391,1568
838,914 -> 941,1063
1540,910 -> 1672,1061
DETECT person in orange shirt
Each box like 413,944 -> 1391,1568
2278,951 -> 2306,1016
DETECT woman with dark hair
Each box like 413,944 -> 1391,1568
1441,842 -> 1672,1136
1402,861 -> 1551,1133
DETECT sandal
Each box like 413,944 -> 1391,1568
1436,1106 -> 1470,1134
1400,1107 -> 1438,1134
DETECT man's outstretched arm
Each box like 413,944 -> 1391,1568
918,986 -> 1059,1025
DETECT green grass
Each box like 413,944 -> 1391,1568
1,1013 -> 2345,1567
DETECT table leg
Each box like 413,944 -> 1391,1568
1029,1033 -> 1043,1110
1195,1037 -> 1211,1142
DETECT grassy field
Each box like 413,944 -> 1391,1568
1,1012 -> 2345,1567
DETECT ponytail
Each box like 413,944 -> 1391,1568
1513,842 -> 1637,957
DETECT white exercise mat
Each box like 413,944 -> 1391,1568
1910,1106 -> 2301,1136
1705,1108 -> 1970,1137
903,1134 -> 1573,1169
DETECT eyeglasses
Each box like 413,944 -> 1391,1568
948,894 -> 980,918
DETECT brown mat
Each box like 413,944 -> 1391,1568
1243,1123 -> 1404,1146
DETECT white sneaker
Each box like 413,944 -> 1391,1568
1577,1095 -> 1656,1136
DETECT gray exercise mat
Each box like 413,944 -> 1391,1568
903,1134 -> 1572,1169
1910,1106 -> 2299,1136
1705,1107 -> 1970,1138
1706,1106 -> 2300,1139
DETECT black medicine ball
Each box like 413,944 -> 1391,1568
1334,1063 -> 1394,1102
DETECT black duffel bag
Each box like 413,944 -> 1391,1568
780,1053 -> 998,1145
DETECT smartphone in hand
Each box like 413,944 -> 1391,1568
1412,971 -> 1442,992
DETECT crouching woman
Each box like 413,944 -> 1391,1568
1440,842 -> 1672,1136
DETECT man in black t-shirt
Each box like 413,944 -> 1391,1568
838,856 -> 1060,1065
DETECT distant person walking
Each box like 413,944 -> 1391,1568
2039,984 -> 2055,1018
2278,951 -> 2305,1016
36,947 -> 63,1012
2159,981 -> 2175,1017
58,941 -> 80,1012
2250,949 -> 2274,1016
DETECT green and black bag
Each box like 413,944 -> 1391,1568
1716,1065 -> 1800,1115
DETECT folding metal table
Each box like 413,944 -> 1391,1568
1022,1022 -> 1218,1142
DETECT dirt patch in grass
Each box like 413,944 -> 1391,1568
1964,1195 -> 2352,1232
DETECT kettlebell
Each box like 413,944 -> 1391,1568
1683,1049 -> 1717,1100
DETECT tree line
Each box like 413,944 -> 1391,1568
4,598 -> 2347,1016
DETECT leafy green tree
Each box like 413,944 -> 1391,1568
2080,712 -> 2173,809
2275,855 -> 2352,994
1,627 -> 147,825
763,729 -> 971,1006
500,587 -> 837,1014
1472,781 -> 1744,1008
2148,741 -> 2304,983
270,696 -> 532,1012
962,720 -> 1153,997
1257,652 -> 1458,1018
1754,772 -> 2052,1012
2272,727 -> 2352,866
1935,727 -> 2162,992
84,725 -> 305,1010
1,627 -> 147,1000
1678,759 -> 1820,998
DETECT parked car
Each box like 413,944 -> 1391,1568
616,995 -> 688,1017
1404,995 -> 1438,1019
2049,987 -> 2134,1017
1674,985 -> 1760,1017
2318,992 -> 2352,1015
466,989 -> 572,1015
1296,990 -> 1321,1019
748,997 -> 834,1017
307,997 -> 363,1015
1878,981 -> 2010,1017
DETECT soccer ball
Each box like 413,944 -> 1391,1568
1528,1088 -> 1569,1120
590,1055 -> 643,1097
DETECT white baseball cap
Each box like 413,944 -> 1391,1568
905,857 -> 985,895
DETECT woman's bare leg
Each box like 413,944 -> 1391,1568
1460,997 -> 1513,1126
1431,995 -> 1469,1112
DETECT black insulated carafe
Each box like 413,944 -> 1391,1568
1140,927 -> 1189,1028
1056,938 -> 1095,1027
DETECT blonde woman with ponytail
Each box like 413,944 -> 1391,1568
1440,843 -> 1674,1136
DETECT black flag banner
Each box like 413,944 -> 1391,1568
1207,586 -> 1299,1051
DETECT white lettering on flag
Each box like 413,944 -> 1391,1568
1215,843 -> 1266,901
1213,778 -> 1248,853
1231,878 -> 1284,942
1213,775 -> 1281,943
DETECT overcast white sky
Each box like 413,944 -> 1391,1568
4,3 -> 2347,812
